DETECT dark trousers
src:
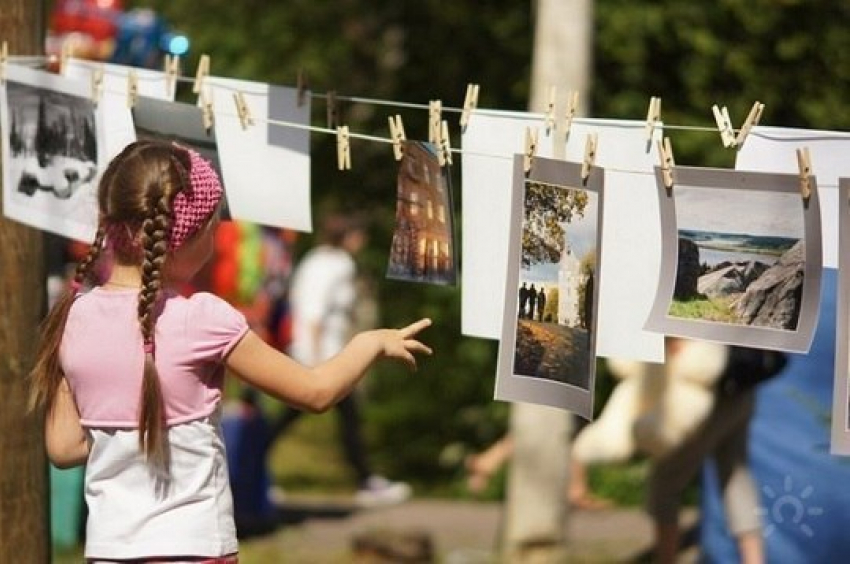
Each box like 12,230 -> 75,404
266,393 -> 372,485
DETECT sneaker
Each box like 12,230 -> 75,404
268,484 -> 287,506
355,475 -> 412,508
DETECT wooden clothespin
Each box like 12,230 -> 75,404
581,133 -> 598,183
60,39 -> 73,75
127,70 -> 139,109
429,100 -> 442,145
326,90 -> 339,128
336,125 -> 351,170
91,65 -> 104,106
192,54 -> 210,94
563,90 -> 579,139
735,101 -> 765,149
297,69 -> 309,107
0,42 -> 7,84
644,96 -> 662,142
199,88 -> 214,132
459,83 -> 479,131
438,120 -> 453,167
796,147 -> 812,200
388,114 -> 406,161
544,85 -> 557,135
233,91 -> 253,130
712,104 -> 736,148
164,54 -> 180,97
657,136 -> 675,191
523,127 -> 538,174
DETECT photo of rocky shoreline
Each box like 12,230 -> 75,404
670,231 -> 803,330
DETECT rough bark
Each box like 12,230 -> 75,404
0,1 -> 50,561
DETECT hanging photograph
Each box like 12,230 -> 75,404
645,166 -> 822,352
202,77 -> 312,232
386,140 -> 457,286
131,95 -> 230,218
831,178 -> 850,454
1,64 -> 101,241
495,154 -> 604,419
461,111 -> 665,363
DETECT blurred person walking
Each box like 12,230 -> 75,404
267,213 -> 413,507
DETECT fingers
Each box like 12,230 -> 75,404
404,339 -> 432,357
399,318 -> 432,338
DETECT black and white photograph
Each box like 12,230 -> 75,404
1,65 -> 102,241
645,165 -> 822,353
495,154 -> 604,419
386,140 -> 457,285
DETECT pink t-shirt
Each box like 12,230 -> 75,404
61,288 -> 249,427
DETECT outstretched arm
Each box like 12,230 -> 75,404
45,378 -> 90,469
226,318 -> 432,412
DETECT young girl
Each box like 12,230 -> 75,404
29,139 -> 432,563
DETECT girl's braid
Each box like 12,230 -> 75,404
137,170 -> 174,347
72,225 -> 107,288
136,159 -> 179,464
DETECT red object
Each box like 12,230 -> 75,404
50,0 -> 123,40
47,0 -> 124,63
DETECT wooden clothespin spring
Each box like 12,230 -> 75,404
297,69 -> 309,107
459,83 -> 479,131
388,115 -> 406,161
429,100 -> 442,145
326,90 -> 339,129
712,104 -> 736,148
337,125 -> 351,171
164,55 -> 180,98
233,91 -> 253,130
127,70 -> 139,109
735,101 -> 765,149
645,96 -> 662,142
796,147 -> 812,201
523,127 -> 538,174
0,42 -> 8,84
438,120 -> 452,167
657,136 -> 675,192
581,133 -> 598,183
91,66 -> 104,107
199,88 -> 214,132
544,85 -> 557,135
192,54 -> 210,95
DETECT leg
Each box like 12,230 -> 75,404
712,391 -> 764,564
647,414 -> 725,563
263,406 -> 305,453
567,415 -> 610,509
465,435 -> 514,493
336,393 -> 372,485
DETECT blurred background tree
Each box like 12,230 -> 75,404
106,0 -> 850,490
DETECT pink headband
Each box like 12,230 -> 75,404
169,148 -> 223,250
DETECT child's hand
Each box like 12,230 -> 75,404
375,318 -> 433,370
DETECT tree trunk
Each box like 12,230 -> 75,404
502,0 -> 593,561
0,2 -> 50,561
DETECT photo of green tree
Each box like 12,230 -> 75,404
512,180 -> 598,390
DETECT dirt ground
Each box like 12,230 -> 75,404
236,497 -> 699,563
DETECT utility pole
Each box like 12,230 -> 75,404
0,1 -> 50,560
502,0 -> 594,561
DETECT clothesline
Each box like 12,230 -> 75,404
7,56 -> 850,183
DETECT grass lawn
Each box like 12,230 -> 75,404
669,295 -> 738,323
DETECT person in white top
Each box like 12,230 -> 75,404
269,213 -> 413,507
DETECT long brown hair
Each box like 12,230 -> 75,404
29,140 -> 191,466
